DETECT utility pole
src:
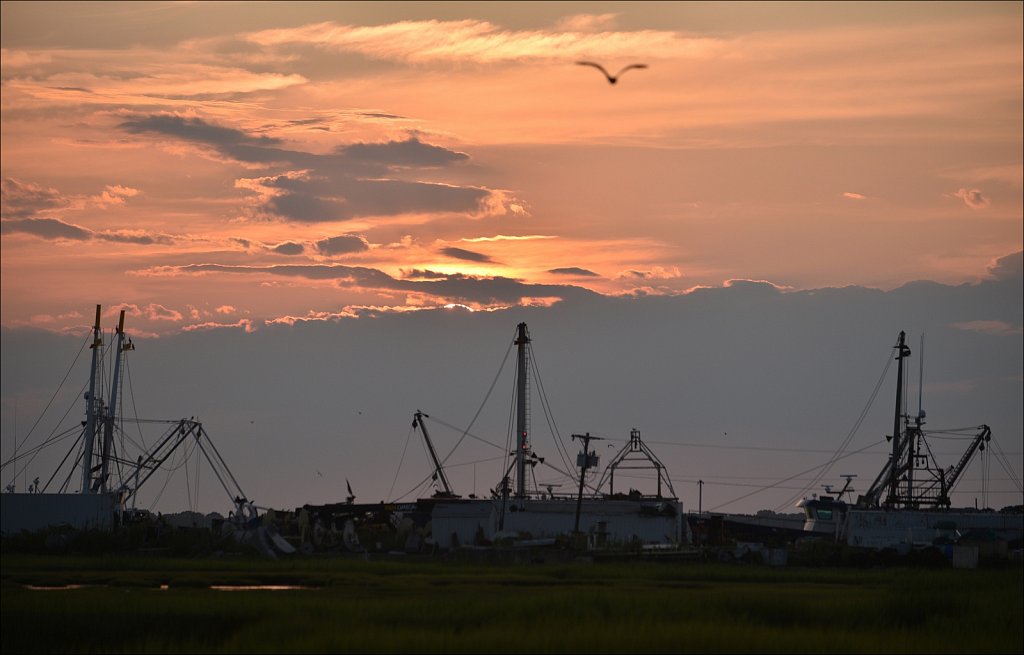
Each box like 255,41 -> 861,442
698,479 -> 703,515
572,432 -> 603,534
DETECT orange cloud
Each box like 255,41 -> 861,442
617,266 -> 682,281
245,19 -> 721,64
6,65 -> 307,107
146,304 -> 183,322
553,13 -> 621,33
182,318 -> 256,333
90,184 -> 141,208
0,48 -> 54,69
1,5 -> 1019,337
723,279 -> 793,291
460,234 -> 556,243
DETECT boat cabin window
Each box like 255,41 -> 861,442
816,508 -> 833,521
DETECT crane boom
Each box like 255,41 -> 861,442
939,425 -> 991,505
412,411 -> 456,497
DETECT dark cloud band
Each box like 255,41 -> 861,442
168,263 -> 596,306
119,114 -> 497,222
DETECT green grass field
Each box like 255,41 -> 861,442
3,554 -> 1022,653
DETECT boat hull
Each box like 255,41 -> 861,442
842,509 -> 1023,549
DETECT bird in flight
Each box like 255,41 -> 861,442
576,61 -> 648,85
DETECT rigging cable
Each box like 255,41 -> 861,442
539,460 -> 601,495
775,346 -> 895,511
390,469 -> 435,503
185,439 -> 193,512
443,455 -> 506,469
194,423 -> 245,498
389,414 -> 511,499
2,341 -> 93,490
4,331 -> 90,465
191,427 -> 244,507
437,335 -> 515,476
124,358 -> 149,454
386,422 -> 416,502
193,440 -> 202,513
2,374 -> 90,491
424,415 -> 507,452
715,439 -> 885,513
503,360 -> 517,490
146,433 -> 199,511
925,428 -> 994,438
630,439 -> 887,454
113,345 -> 130,490
4,425 -> 82,465
982,447 -> 990,509
989,436 -> 1023,494
40,429 -> 85,493
528,341 -> 574,478
58,430 -> 88,493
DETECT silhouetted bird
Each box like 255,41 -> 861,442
576,61 -> 648,85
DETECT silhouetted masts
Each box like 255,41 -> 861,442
514,323 -> 531,498
81,305 -> 103,494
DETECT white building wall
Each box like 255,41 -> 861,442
431,498 -> 684,549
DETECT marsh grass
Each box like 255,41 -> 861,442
3,555 -> 1021,653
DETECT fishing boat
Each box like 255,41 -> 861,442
1,305 -> 255,537
799,331 -> 1023,550
302,322 -> 688,552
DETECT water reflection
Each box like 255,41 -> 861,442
24,583 -> 312,591
209,585 -> 311,591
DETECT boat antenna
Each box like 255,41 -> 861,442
917,333 -> 925,421
838,474 -> 857,502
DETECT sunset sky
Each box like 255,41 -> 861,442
1,2 -> 1021,515
3,1 -> 1021,334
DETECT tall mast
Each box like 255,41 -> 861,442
99,310 -> 131,493
514,322 -> 531,498
886,331 -> 910,508
80,305 -> 103,494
